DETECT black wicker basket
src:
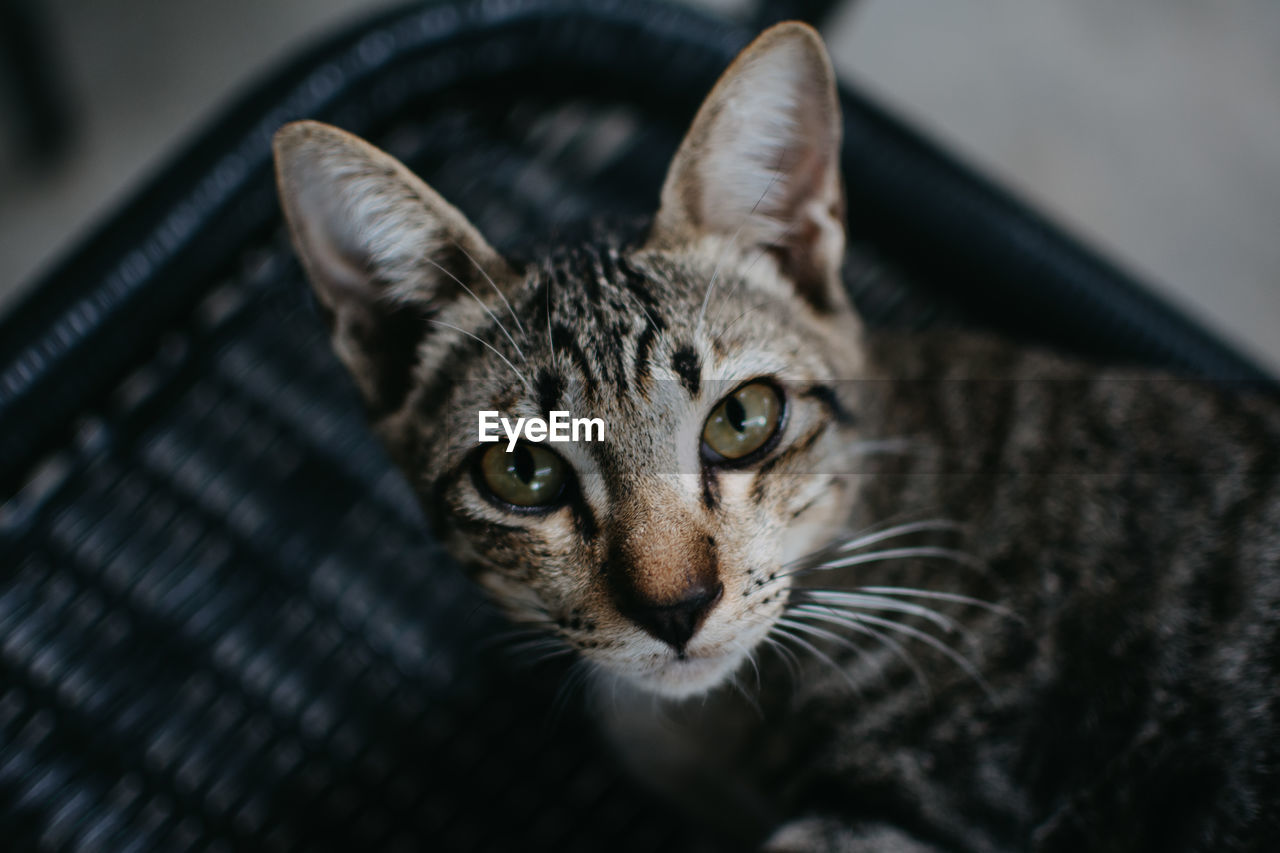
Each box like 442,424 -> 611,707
0,1 -> 1273,850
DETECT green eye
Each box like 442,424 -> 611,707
702,381 -> 783,461
479,442 -> 567,508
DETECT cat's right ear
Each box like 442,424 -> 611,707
273,120 -> 513,416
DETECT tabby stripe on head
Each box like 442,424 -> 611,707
633,323 -> 659,389
613,254 -> 667,331
673,345 -> 701,397
535,368 -> 564,418
551,324 -> 599,391
609,320 -> 632,396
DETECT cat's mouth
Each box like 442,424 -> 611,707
597,601 -> 785,699
614,622 -> 774,699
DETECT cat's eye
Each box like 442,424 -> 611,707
702,381 -> 783,462
478,442 -> 567,509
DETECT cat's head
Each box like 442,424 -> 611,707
274,23 -> 868,698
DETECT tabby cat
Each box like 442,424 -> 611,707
273,22 -> 1280,852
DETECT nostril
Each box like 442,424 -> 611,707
626,582 -> 724,653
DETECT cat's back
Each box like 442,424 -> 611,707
850,329 -> 1280,850
858,328 -> 1280,525
858,328 -> 1280,659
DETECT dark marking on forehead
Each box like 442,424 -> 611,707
527,239 -> 669,399
673,345 -> 701,397
552,324 -> 598,390
633,323 -> 658,389
535,368 -> 564,417
609,319 -> 632,397
581,251 -> 604,303
613,254 -> 668,332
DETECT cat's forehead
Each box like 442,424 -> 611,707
477,239 -> 803,393
527,240 -> 682,387
425,236 -> 810,460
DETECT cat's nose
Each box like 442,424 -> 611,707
619,581 -> 723,653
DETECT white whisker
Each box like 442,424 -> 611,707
793,590 -> 961,635
727,671 -> 764,718
501,631 -> 577,663
697,166 -> 785,330
453,241 -> 526,340
832,519 -> 967,555
708,215 -> 804,335
789,604 -> 931,699
517,646 -> 579,666
426,319 -> 533,395
709,301 -> 762,352
760,634 -> 802,681
613,250 -> 662,337
481,625 -> 554,649
505,637 -> 569,654
784,511 -> 953,574
814,546 -> 985,573
422,256 -> 526,362
775,618 -> 866,696
830,610 -> 992,698
728,637 -> 764,693
855,586 -> 1021,622
550,659 -> 593,721
697,224 -> 749,332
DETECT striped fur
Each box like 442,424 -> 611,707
275,21 -> 1280,853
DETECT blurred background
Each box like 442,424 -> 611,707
1,0 -> 1277,370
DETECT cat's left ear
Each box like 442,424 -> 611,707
646,22 -> 847,313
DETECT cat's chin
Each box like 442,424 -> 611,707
618,648 -> 746,700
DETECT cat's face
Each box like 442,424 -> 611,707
275,23 -> 865,697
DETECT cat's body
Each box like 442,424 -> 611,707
273,22 -> 1280,852
607,331 -> 1280,852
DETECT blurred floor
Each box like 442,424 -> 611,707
831,0 -> 1280,372
1,0 -> 1277,369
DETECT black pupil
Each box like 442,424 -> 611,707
513,445 -> 536,483
725,396 -> 747,432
